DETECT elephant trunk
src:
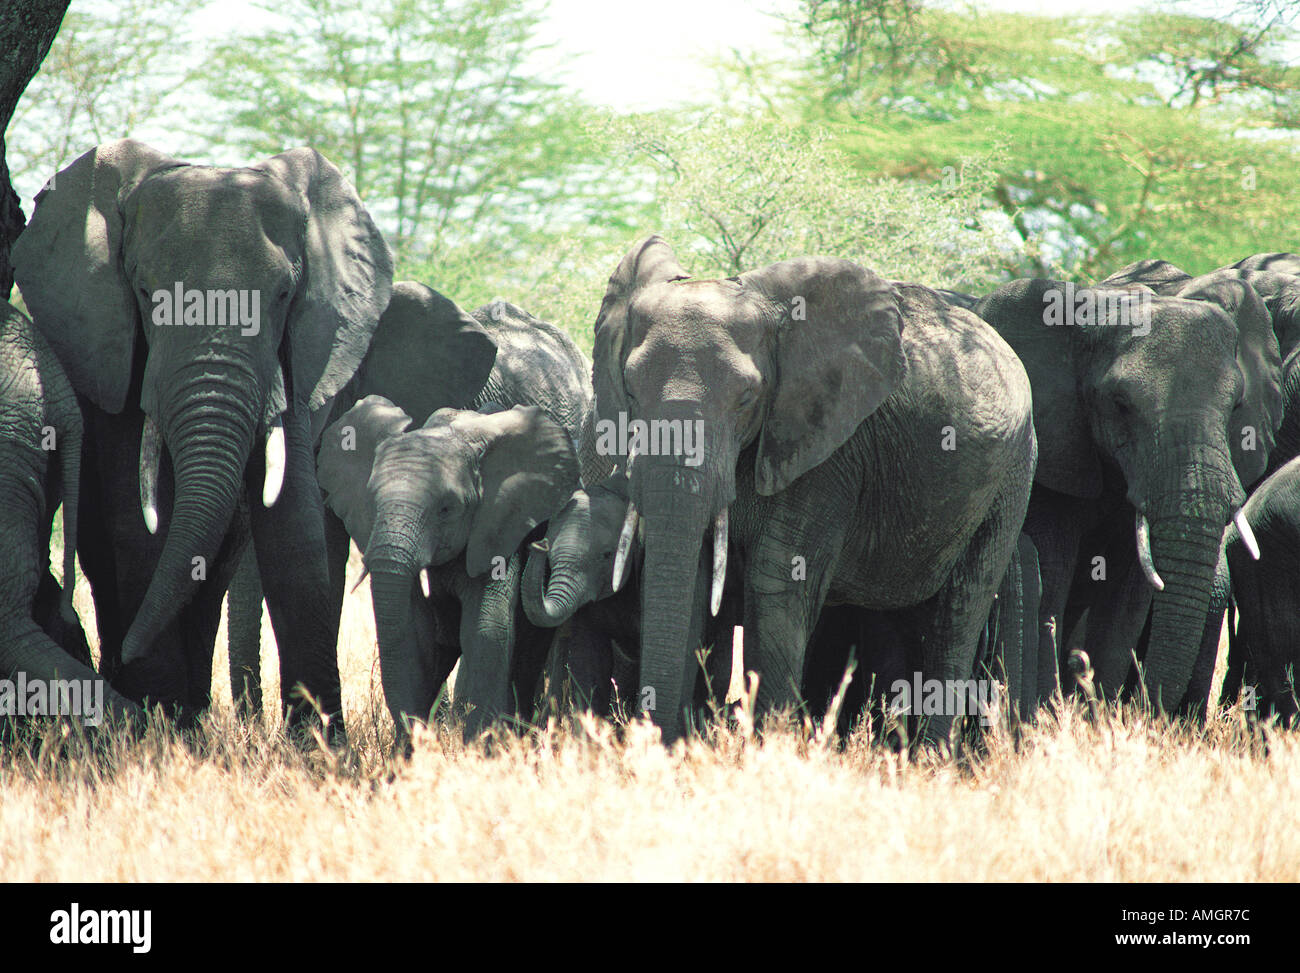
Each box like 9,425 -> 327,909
522,540 -> 587,627
366,503 -> 442,729
637,472 -> 712,742
1,617 -> 140,726
1138,448 -> 1237,711
121,362 -> 262,665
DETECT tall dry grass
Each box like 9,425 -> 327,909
3,542 -> 1296,882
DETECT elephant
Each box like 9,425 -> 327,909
590,235 -> 1037,744
224,280 -> 499,715
0,299 -> 138,728
223,287 -> 604,715
521,469 -> 741,717
1214,455 -> 1300,724
975,276 -> 1282,710
11,139 -> 394,732
317,397 -> 580,736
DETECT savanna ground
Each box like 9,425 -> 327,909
2,537 -> 1297,882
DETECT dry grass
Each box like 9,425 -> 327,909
4,543 -> 1297,882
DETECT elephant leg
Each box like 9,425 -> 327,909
545,613 -> 615,716
745,532 -> 838,724
33,569 -> 92,668
1022,488 -> 1089,704
902,490 -> 1025,747
226,541 -> 264,718
245,399 -> 343,737
1085,556 -> 1155,698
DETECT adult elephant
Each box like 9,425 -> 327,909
223,288 -> 603,715
317,398 -> 579,736
0,299 -> 138,726
592,235 -> 1036,744
976,278 -> 1280,709
11,139 -> 393,731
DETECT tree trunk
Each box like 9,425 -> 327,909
0,0 -> 71,296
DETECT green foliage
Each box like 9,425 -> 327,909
8,0 -> 211,198
749,1 -> 1300,278
200,0 -> 602,261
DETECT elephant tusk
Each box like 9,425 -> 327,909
1234,508 -> 1261,561
350,565 -> 370,594
612,501 -> 640,592
420,567 -> 431,598
139,415 -> 162,534
711,508 -> 728,616
1135,512 -> 1165,592
262,421 -> 286,507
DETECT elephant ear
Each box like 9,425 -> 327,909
355,281 -> 497,425
592,235 -> 688,426
742,257 -> 906,496
1236,270 -> 1300,360
317,395 -> 413,550
1175,275 -> 1282,488
1097,259 -> 1191,294
252,148 -> 394,412
451,405 -> 580,577
976,278 -> 1103,498
11,139 -> 185,413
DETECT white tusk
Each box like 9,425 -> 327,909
1135,511 -> 1165,592
262,422 -> 286,507
139,416 -> 162,534
612,502 -> 640,592
711,508 -> 728,616
420,567 -> 431,598
1234,508 -> 1260,561
350,565 -> 370,594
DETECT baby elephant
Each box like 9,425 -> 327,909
1219,455 -> 1300,723
318,397 -> 579,736
522,470 -> 741,718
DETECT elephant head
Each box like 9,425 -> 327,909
976,278 -> 1281,708
521,471 -> 633,627
11,139 -> 393,666
591,235 -> 905,738
317,396 -> 579,727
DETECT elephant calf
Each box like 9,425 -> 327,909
1217,455 -> 1300,723
318,398 -> 581,737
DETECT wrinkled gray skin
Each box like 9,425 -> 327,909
976,277 -> 1280,710
1095,256 -> 1298,708
224,281 -> 498,716
1214,455 -> 1300,724
521,470 -> 739,716
0,300 -> 138,726
594,236 -> 1036,744
12,140 -> 393,731
318,399 -> 580,737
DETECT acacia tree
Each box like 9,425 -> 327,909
0,0 -> 70,296
7,0 -> 211,202
202,0 -> 595,263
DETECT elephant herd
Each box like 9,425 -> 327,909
2,136 -> 1298,750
